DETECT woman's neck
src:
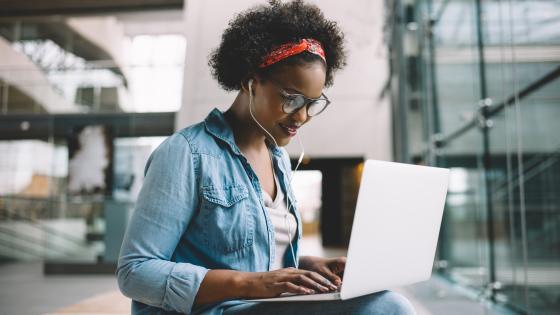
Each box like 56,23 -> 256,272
224,93 -> 269,155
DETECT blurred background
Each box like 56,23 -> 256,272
0,0 -> 558,314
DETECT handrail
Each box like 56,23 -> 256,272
492,144 -> 560,200
435,65 -> 560,148
430,0 -> 452,26
0,237 -> 41,259
0,225 -> 73,256
0,198 -> 86,247
487,65 -> 560,117
1,210 -> 85,246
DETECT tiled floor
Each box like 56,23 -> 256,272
0,236 -> 513,315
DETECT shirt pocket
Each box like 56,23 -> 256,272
200,184 -> 254,253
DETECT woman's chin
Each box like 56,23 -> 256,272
276,136 -> 291,147
279,140 -> 290,147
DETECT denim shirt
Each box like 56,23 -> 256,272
117,108 -> 302,315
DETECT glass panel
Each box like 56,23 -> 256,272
483,0 -> 560,313
482,0 -> 560,46
430,0 -> 483,138
487,84 -> 560,314
425,3 -> 490,302
0,20 -> 186,114
0,136 -> 165,263
436,128 -> 491,293
391,0 -> 560,313
0,13 -> 183,268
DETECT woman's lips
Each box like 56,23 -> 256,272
279,123 -> 298,137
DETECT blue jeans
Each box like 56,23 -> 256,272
221,290 -> 416,315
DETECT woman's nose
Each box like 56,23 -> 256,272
292,105 -> 308,124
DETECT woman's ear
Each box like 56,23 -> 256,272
240,80 -> 248,93
240,79 -> 252,93
241,78 -> 256,95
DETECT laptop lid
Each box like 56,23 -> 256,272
340,159 -> 449,300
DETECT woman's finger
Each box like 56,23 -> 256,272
319,266 -> 342,287
328,257 -> 347,275
278,282 -> 313,295
290,272 -> 330,292
302,271 -> 338,291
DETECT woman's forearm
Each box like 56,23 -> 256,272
194,266 -> 339,306
194,269 -> 249,305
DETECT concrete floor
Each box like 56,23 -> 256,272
0,262 -> 119,315
0,236 -> 516,315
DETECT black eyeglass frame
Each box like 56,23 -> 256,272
269,80 -> 331,117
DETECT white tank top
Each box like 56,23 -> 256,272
262,174 -> 297,270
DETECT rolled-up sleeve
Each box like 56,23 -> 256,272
116,133 -> 209,314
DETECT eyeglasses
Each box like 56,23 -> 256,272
271,81 -> 331,117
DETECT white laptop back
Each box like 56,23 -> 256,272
340,159 -> 449,299
246,159 -> 449,302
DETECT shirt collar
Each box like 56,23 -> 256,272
203,108 -> 283,157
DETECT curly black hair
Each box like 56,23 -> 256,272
209,0 -> 347,91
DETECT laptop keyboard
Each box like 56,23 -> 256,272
279,288 -> 341,297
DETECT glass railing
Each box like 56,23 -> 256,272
0,135 -> 166,269
0,15 -> 185,273
388,0 -> 560,314
0,194 -> 140,267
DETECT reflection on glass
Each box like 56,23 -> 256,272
395,0 -> 560,314
0,20 -> 185,114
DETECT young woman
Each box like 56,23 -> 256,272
117,1 -> 416,314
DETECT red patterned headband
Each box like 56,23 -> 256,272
259,38 -> 326,68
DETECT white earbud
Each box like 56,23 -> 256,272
246,77 -> 305,269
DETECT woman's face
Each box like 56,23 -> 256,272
250,61 -> 327,147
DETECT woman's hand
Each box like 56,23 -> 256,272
239,267 -> 339,298
298,256 -> 346,288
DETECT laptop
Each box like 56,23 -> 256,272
246,159 -> 450,302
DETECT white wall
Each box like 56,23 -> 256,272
177,0 -> 392,160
